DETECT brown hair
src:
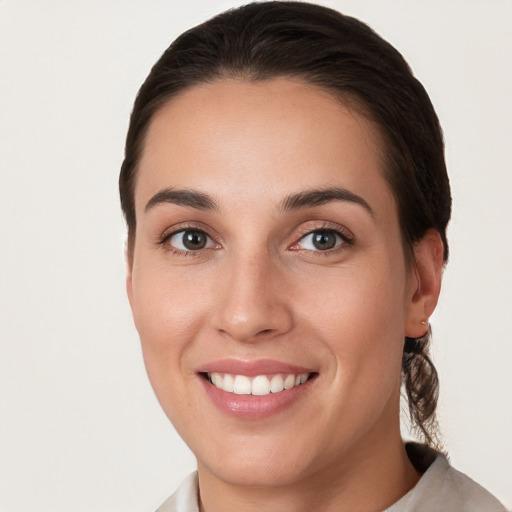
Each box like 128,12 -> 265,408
119,1 -> 451,447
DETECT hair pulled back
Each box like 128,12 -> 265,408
120,1 -> 451,447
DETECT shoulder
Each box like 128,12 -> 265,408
388,444 -> 507,512
155,472 -> 199,512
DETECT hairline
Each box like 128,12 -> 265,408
126,73 -> 414,265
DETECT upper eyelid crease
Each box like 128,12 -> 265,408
295,227 -> 352,246
158,228 -> 219,254
158,225 -> 214,243
301,224 -> 352,236
157,222 -> 352,246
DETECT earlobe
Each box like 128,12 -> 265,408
405,229 -> 444,339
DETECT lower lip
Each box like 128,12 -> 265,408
199,375 -> 315,419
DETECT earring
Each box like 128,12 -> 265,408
420,320 -> 428,326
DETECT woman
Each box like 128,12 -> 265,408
119,2 -> 507,511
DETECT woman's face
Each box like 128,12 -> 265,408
127,78 -> 423,487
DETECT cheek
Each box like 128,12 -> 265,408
302,256 -> 407,334
131,259 -> 206,343
298,256 -> 407,386
129,263 -> 208,399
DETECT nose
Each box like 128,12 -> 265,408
212,251 -> 293,343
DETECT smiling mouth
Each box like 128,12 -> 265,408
205,372 -> 314,396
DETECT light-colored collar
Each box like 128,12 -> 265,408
157,444 -> 507,512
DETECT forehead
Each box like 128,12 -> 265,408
135,78 -> 392,213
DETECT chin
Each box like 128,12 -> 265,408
201,452 -> 311,488
191,426 -> 330,489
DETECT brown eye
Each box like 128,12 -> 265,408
166,229 -> 216,251
182,230 -> 207,250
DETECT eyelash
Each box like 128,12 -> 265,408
157,224 -> 219,257
157,222 -> 354,256
291,223 -> 354,256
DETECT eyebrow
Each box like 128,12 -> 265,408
144,186 -> 373,216
280,187 -> 374,216
145,187 -> 218,212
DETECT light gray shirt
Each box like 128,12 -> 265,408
157,449 -> 507,512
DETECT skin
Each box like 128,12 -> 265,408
126,78 -> 444,512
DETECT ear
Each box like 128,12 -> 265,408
405,229 -> 445,338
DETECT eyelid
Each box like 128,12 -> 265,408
289,221 -> 354,252
157,222 -> 221,254
296,221 -> 353,240
156,220 -> 353,255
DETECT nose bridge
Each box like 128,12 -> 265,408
214,247 -> 292,341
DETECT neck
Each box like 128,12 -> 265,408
197,423 -> 420,512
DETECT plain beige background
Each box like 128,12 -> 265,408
1,1 -> 511,510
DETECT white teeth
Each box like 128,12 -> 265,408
211,373 -> 223,388
283,374 -> 295,390
233,375 -> 252,394
252,375 -> 271,395
270,374 -> 284,393
223,373 -> 234,392
208,372 -> 311,395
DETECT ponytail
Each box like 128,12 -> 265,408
402,327 -> 442,449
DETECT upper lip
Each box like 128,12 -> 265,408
197,358 -> 315,377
